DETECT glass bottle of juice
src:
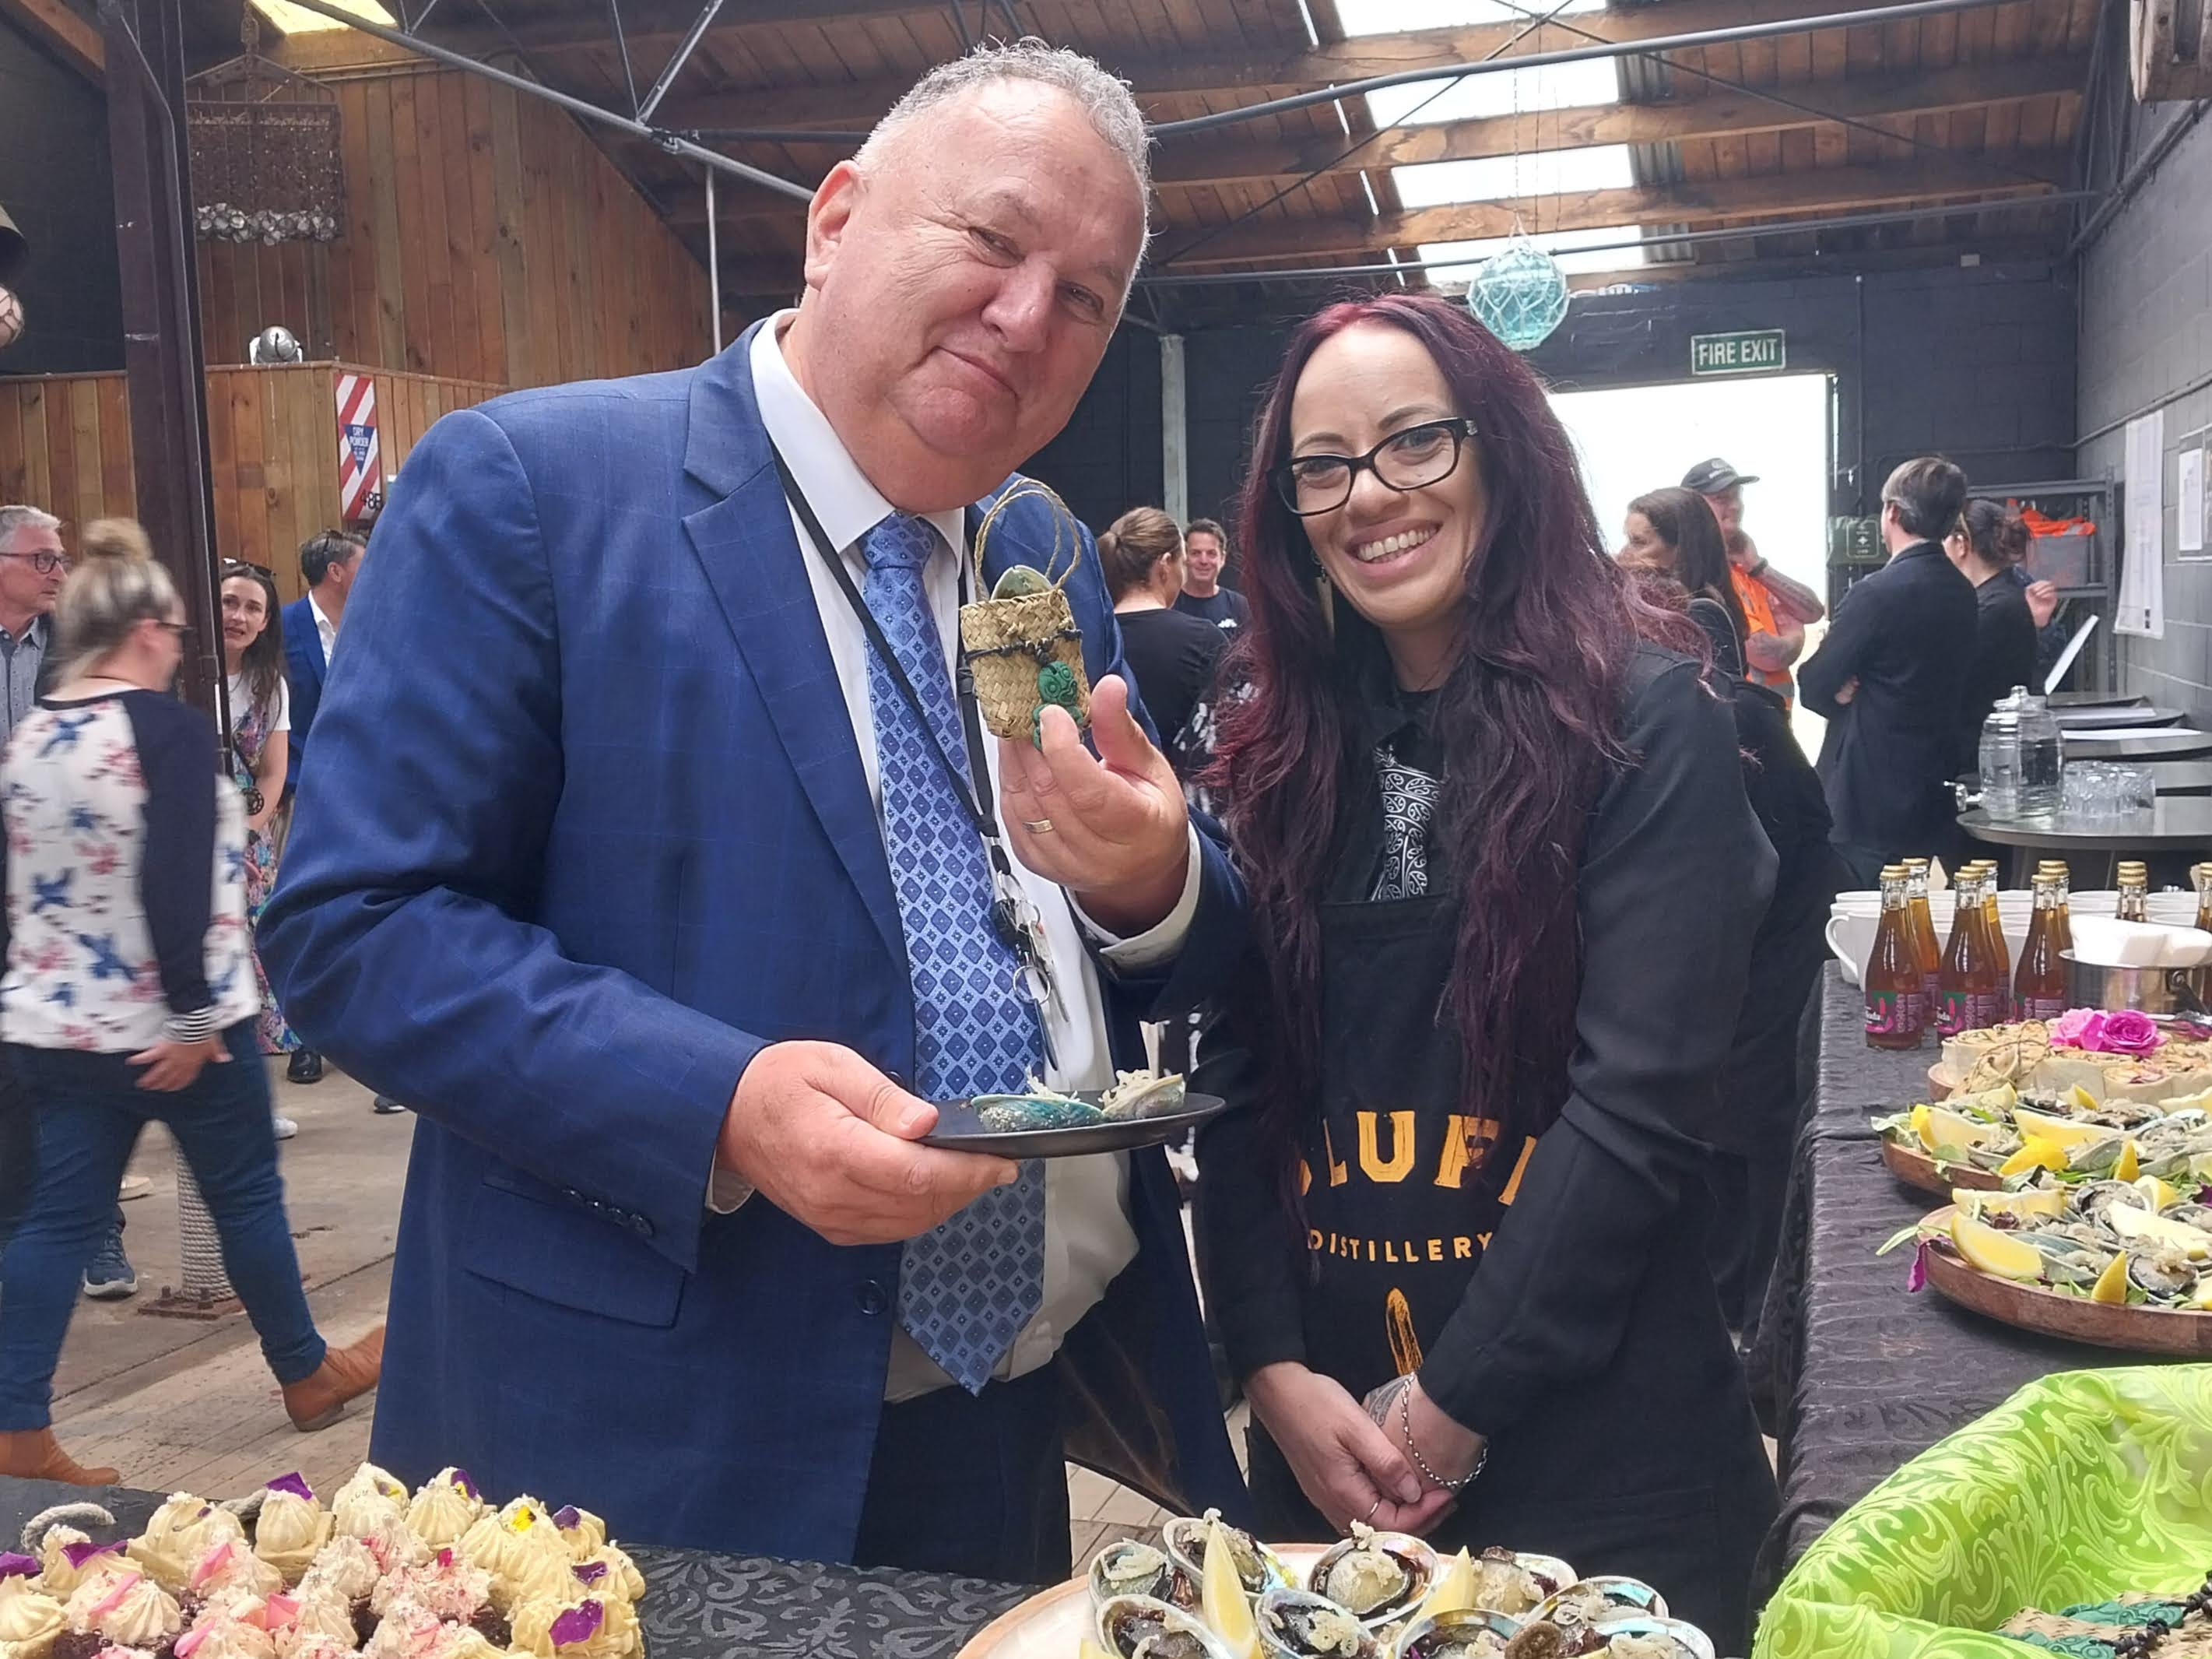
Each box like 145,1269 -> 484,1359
1866,866 -> 1927,1050
2014,871 -> 2070,1021
1975,861 -> 2012,983
1903,858 -> 1942,1008
1938,870 -> 2005,1036
2119,862 -> 2150,923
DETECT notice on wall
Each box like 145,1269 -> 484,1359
2115,411 -> 2166,638
2182,444 -> 2207,557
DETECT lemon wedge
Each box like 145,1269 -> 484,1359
2105,1205 -> 2212,1262
1913,1103 -> 2003,1152
1411,1548 -> 1476,1624
1957,1186 -> 2066,1219
1999,1137 -> 2070,1176
2066,1084 -> 2101,1113
1080,1643 -> 1115,1659
2014,1108 -> 2108,1150
1950,1211 -> 2046,1281
2091,1251 -> 2130,1305
2187,1282 -> 2212,1312
1201,1517 -> 1259,1659
2135,1174 -> 2180,1212
2115,1141 -> 2142,1182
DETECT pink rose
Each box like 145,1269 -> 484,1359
2101,1009 -> 2164,1056
2052,1007 -> 2102,1048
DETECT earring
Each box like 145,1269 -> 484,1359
1315,572 -> 1336,635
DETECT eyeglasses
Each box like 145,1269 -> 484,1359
0,550 -> 68,575
1270,418 -> 1480,517
156,620 -> 193,644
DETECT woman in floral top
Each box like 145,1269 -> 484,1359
0,519 -> 381,1489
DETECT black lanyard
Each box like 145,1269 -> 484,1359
769,445 -> 1058,1016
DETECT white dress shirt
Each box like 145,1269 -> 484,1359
309,593 -> 338,663
736,314 -> 1201,1401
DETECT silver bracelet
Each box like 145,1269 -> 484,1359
1398,1380 -> 1485,1495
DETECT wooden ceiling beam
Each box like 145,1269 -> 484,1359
433,0 -> 948,57
647,0 -> 1918,132
694,158 -> 2068,293
1150,156 -> 2067,267
1151,54 -> 2087,186
1,0 -> 104,82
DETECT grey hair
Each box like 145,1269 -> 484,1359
0,505 -> 60,554
856,39 -> 1153,244
54,518 -> 178,678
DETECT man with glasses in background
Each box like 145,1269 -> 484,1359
0,506 -> 139,1302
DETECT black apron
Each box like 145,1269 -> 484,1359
1245,888 -> 1778,1657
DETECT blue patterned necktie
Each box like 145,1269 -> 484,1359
860,511 -> 1046,1394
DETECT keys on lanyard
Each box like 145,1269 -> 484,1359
987,863 -> 1061,1072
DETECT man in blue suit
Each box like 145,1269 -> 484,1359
278,529 -> 364,1089
261,41 -> 1248,1580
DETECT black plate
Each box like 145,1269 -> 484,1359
922,1091 -> 1230,1158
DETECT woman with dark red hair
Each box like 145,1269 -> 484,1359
1193,294 -> 1778,1647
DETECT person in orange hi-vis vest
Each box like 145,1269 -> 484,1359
1683,457 -> 1828,703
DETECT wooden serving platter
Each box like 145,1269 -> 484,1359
1880,1137 -> 2003,1196
958,1545 -> 1328,1658
1921,1206 -> 2212,1355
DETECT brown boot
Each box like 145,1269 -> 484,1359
0,1429 -> 119,1485
282,1326 -> 385,1432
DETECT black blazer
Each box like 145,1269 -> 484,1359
1957,574 -> 2040,771
1799,541 -> 1979,853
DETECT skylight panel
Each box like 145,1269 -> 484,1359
1335,0 -> 1605,32
1364,58 -> 1624,129
1416,226 -> 1648,284
251,0 -> 395,31
1393,143 -> 1634,207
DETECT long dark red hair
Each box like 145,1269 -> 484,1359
1210,293 -> 1696,1183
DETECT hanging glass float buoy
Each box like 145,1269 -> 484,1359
1466,234 -> 1570,352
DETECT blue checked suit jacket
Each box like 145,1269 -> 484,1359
259,322 -> 1252,1560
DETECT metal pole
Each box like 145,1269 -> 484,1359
607,0 -> 641,117
273,0 -> 812,202
1132,192 -> 2101,286
635,0 -> 726,124
706,166 -> 722,353
1150,0 -> 2031,137
2065,98 -> 2210,255
100,0 -> 221,724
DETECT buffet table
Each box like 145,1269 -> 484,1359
0,1476 -> 1029,1659
1745,967 -> 2194,1608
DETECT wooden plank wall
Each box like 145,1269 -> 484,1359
0,364 -> 500,600
196,64 -> 711,387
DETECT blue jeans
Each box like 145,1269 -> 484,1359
0,1025 -> 327,1428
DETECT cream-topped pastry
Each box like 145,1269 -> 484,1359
486,1558 -> 568,1623
277,1636 -> 356,1659
187,1545 -> 281,1606
64,1572 -> 181,1651
402,1478 -> 482,1552
251,1484 -> 331,1587
36,1535 -> 123,1602
271,1588 -> 355,1659
293,1543 -> 375,1611
132,1501 -> 245,1597
507,1597 -> 636,1659
541,1517 -> 601,1573
560,1553 -> 639,1611
174,1615 -> 275,1659
367,1555 -> 487,1626
0,1568 -> 65,1659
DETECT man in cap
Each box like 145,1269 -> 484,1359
1684,457 -> 1826,700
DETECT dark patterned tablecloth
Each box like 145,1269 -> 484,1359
1744,967 -> 2193,1609
0,1478 -> 1031,1659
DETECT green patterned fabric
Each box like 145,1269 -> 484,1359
1757,1366 -> 2212,1659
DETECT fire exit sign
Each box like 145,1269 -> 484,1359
1691,330 -> 1788,375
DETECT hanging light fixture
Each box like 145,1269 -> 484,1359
1466,232 -> 1571,352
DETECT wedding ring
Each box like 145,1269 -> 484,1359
1364,1498 -> 1382,1524
1023,817 -> 1055,833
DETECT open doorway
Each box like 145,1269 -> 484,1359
1548,372 -> 1835,754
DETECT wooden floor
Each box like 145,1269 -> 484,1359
39,1061 -> 1179,1566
